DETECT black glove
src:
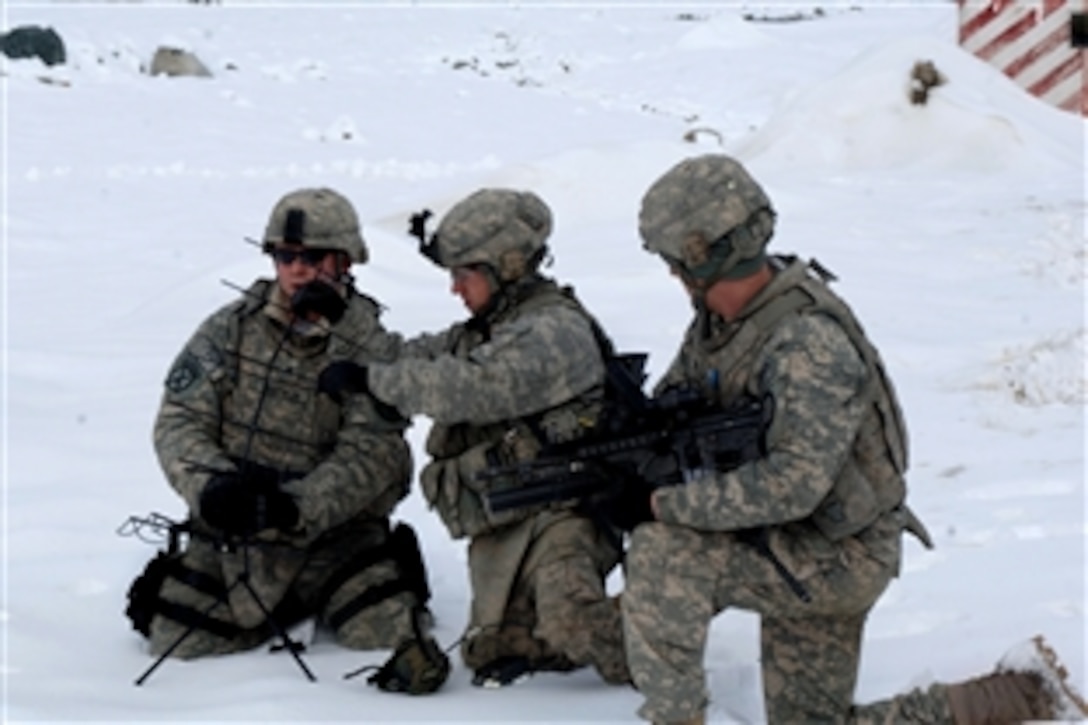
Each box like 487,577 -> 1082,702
317,361 -> 406,423
317,360 -> 370,403
609,480 -> 656,531
290,280 -> 347,324
199,472 -> 300,536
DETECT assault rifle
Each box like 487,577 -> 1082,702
478,361 -> 812,603
480,383 -> 772,517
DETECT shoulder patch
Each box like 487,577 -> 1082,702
165,352 -> 203,394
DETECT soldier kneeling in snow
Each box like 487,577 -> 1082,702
623,153 -> 1088,725
317,189 -> 631,690
125,187 -> 447,695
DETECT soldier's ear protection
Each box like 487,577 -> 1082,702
497,245 -> 549,282
497,249 -> 526,281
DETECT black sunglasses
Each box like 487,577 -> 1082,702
270,247 -> 331,266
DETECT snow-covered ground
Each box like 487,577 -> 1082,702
2,3 -> 1084,723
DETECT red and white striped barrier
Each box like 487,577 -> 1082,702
958,0 -> 1086,115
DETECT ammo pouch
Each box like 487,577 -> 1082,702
125,550 -> 180,637
810,459 -> 883,542
811,451 -> 907,542
420,427 -> 546,540
364,635 -> 451,695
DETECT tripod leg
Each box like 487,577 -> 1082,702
236,574 -> 317,682
134,589 -> 229,686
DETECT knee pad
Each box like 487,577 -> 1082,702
325,521 -> 431,632
126,550 -> 237,640
126,551 -> 179,637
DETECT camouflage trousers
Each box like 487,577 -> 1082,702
147,525 -> 419,659
461,515 -> 629,685
623,523 -> 955,724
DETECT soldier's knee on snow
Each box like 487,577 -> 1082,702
333,591 -> 416,650
325,522 -> 435,650
126,551 -> 179,637
147,614 -> 245,660
130,547 -> 259,660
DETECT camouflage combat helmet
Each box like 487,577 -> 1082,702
639,154 -> 775,285
432,189 -> 552,282
262,187 -> 368,264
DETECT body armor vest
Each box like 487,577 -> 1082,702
215,281 -> 404,520
420,278 -> 608,539
696,257 -> 918,542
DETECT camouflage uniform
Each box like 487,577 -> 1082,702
628,156 -> 950,724
368,189 -> 629,685
135,188 -> 423,659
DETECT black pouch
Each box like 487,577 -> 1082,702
365,636 -> 450,695
389,522 -> 431,605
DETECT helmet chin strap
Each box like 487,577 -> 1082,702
471,265 -> 544,325
333,254 -> 354,287
679,271 -> 708,301
668,258 -> 715,301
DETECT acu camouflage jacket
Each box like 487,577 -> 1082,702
369,276 -> 608,540
154,279 -> 413,545
653,256 -> 928,577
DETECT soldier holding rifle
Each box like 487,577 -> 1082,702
622,154 -> 1087,725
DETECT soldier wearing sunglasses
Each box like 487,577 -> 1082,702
131,187 -> 448,694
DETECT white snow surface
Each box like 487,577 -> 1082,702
2,3 -> 1085,724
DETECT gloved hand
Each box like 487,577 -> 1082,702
199,472 -> 300,536
290,279 -> 347,324
317,361 -> 406,423
609,480 -> 656,531
317,360 -> 370,403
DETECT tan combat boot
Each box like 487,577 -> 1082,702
946,635 -> 1088,723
